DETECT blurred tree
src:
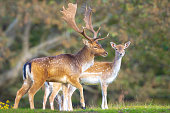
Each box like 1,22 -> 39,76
0,0 -> 169,108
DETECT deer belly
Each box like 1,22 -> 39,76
80,72 -> 101,85
46,76 -> 67,83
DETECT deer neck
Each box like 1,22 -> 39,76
75,46 -> 94,72
112,54 -> 122,76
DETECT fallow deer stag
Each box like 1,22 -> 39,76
43,41 -> 131,111
14,3 -> 109,111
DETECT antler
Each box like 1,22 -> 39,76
83,6 -> 101,38
61,3 -> 92,42
95,33 -> 109,41
61,3 -> 109,42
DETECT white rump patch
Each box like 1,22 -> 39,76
26,65 -> 34,81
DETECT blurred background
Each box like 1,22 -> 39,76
0,0 -> 169,109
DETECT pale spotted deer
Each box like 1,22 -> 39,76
14,3 -> 109,111
43,41 -> 131,110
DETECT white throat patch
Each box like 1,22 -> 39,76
106,58 -> 122,83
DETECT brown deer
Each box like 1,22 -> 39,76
14,3 -> 109,111
42,41 -> 131,111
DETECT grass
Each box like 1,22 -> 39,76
0,105 -> 169,113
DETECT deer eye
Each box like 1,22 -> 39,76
115,48 -> 118,50
94,46 -> 98,49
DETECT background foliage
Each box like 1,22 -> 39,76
0,0 -> 169,109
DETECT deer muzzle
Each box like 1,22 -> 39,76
102,51 -> 108,57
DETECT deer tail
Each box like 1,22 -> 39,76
23,62 -> 32,80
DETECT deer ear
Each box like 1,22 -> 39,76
125,41 -> 131,48
110,42 -> 116,48
83,39 -> 91,47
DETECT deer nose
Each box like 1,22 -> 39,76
105,52 -> 108,56
103,51 -> 108,57
120,53 -> 122,56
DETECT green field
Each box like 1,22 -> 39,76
0,105 -> 169,113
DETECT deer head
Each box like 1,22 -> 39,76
61,3 -> 109,57
110,41 -> 131,58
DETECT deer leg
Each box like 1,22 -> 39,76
101,83 -> 108,109
28,80 -> 45,109
62,83 -> 69,111
43,83 -> 51,110
104,85 -> 108,109
101,84 -> 105,109
68,94 -> 73,111
49,83 -> 62,110
102,84 -> 108,109
55,93 -> 63,111
68,85 -> 76,111
68,77 -> 85,109
14,79 -> 32,109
